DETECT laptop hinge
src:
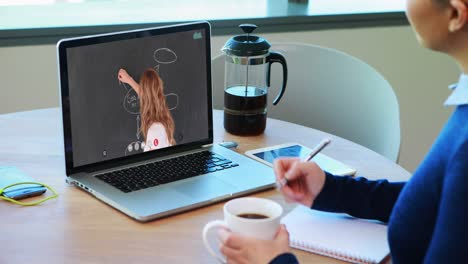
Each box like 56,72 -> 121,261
202,143 -> 213,148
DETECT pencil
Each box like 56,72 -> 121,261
276,138 -> 331,189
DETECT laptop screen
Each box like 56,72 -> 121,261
58,22 -> 212,172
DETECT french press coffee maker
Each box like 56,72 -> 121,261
222,24 -> 287,135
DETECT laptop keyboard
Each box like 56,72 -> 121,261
95,151 -> 239,193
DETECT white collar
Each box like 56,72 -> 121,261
444,74 -> 468,106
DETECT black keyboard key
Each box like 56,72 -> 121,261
207,167 -> 217,173
214,160 -> 232,166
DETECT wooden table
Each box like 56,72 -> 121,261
0,108 -> 410,264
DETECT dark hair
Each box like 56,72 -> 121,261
433,0 -> 447,6
433,0 -> 467,6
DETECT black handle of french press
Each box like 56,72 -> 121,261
267,51 -> 288,105
239,24 -> 257,34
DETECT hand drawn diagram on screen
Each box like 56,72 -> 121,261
118,48 -> 179,156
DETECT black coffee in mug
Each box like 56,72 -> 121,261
224,86 -> 267,136
237,213 -> 269,219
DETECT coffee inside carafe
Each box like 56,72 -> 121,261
224,86 -> 267,135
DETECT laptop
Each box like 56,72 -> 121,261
57,21 -> 275,222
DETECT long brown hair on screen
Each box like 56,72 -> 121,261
139,68 -> 176,145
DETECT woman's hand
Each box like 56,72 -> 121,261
118,68 -> 134,84
218,225 -> 291,264
118,68 -> 140,95
274,158 -> 326,207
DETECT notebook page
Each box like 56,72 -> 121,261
281,205 -> 389,263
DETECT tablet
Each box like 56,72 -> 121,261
245,143 -> 356,176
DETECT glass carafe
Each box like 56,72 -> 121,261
222,24 -> 287,135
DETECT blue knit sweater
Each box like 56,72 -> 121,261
271,105 -> 468,264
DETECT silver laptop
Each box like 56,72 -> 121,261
57,21 -> 275,222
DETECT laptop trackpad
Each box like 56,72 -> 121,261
172,175 -> 238,201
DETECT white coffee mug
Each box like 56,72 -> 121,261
202,197 -> 283,263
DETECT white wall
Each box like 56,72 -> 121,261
0,25 -> 458,173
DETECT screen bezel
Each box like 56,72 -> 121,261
57,22 -> 213,176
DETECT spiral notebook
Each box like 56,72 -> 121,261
281,205 -> 390,264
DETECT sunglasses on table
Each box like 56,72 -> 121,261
0,182 -> 58,206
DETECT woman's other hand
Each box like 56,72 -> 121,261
274,158 -> 326,207
219,225 -> 291,264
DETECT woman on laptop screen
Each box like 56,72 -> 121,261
118,68 -> 175,151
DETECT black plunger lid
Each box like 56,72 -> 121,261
222,24 -> 271,57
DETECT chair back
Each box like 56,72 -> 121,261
212,43 -> 400,162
